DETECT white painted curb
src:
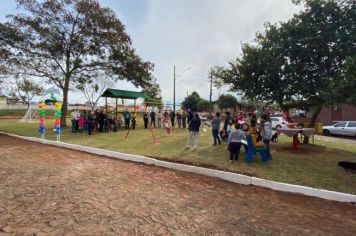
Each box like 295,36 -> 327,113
1,132 -> 356,203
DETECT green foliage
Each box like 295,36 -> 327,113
0,0 -> 154,125
197,99 -> 210,112
216,0 -> 356,111
181,91 -> 208,112
142,82 -> 163,109
217,94 -> 238,111
16,78 -> 43,107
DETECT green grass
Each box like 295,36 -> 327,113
0,119 -> 355,194
0,109 -> 27,116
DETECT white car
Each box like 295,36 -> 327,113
270,117 -> 288,129
323,121 -> 356,137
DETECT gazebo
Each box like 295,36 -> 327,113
101,88 -> 149,118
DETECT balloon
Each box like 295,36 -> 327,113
38,125 -> 45,134
39,103 -> 46,109
39,110 -> 45,117
54,102 -> 62,110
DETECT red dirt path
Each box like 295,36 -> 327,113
0,134 -> 355,235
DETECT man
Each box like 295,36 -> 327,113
187,109 -> 193,125
185,113 -> 201,150
150,111 -> 156,128
211,112 -> 221,145
70,109 -> 77,133
123,109 -> 131,129
260,114 -> 273,160
170,110 -> 176,128
87,110 -> 94,135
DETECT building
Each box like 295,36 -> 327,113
310,104 -> 356,125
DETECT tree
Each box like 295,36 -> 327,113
0,0 -> 154,126
15,78 -> 43,108
217,94 -> 238,112
197,99 -> 210,112
76,75 -> 113,109
182,91 -> 201,112
216,0 -> 356,126
142,82 -> 163,110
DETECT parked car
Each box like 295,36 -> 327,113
270,117 -> 288,129
322,121 -> 356,137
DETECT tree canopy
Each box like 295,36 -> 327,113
0,0 -> 154,125
182,91 -> 209,112
217,94 -> 238,111
215,0 -> 356,123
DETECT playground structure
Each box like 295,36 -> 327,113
20,88 -> 62,123
101,88 -> 162,144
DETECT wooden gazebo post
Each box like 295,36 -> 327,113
115,98 -> 118,119
105,97 -> 108,113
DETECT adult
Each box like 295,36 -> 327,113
260,114 -> 273,160
177,111 -> 182,129
87,110 -> 94,135
181,110 -> 187,129
150,111 -> 156,128
157,110 -> 162,128
123,109 -> 131,129
98,111 -> 105,132
70,109 -> 77,133
227,123 -> 244,163
185,113 -> 201,150
143,112 -> 149,129
187,109 -> 193,125
222,112 -> 231,141
170,110 -> 176,128
211,112 -> 221,145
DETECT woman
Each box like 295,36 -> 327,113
260,114 -> 273,159
185,113 -> 201,150
227,123 -> 244,163
143,112 -> 149,129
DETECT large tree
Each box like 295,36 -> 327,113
216,0 -> 356,126
0,0 -> 154,126
182,91 -> 201,112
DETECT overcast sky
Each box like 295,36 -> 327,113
0,0 -> 302,105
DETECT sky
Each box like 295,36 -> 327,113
0,0 -> 303,105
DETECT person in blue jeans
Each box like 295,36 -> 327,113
227,123 -> 244,163
211,112 -> 221,145
260,114 -> 272,160
70,109 -> 77,133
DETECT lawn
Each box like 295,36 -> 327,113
0,118 -> 355,194
0,109 -> 27,117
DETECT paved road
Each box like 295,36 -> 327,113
0,135 -> 355,235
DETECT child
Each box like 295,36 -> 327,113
227,123 -> 244,163
112,117 -> 118,132
77,116 -> 85,132
163,114 -> 170,134
131,112 -> 137,130
260,114 -> 273,159
117,117 -> 123,130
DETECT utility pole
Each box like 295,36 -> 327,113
173,65 -> 176,113
209,69 -> 213,113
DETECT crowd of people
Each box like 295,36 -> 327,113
207,111 -> 273,163
70,107 -> 274,164
69,108 -> 197,135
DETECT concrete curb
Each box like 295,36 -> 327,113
1,131 -> 356,203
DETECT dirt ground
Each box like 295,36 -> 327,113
0,135 -> 355,236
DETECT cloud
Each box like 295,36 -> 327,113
122,0 -> 302,104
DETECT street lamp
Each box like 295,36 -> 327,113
173,65 -> 190,112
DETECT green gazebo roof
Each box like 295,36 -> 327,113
101,88 -> 149,99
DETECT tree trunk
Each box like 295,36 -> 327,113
60,75 -> 70,127
61,87 -> 68,127
303,104 -> 323,144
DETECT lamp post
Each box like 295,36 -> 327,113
173,65 -> 190,112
